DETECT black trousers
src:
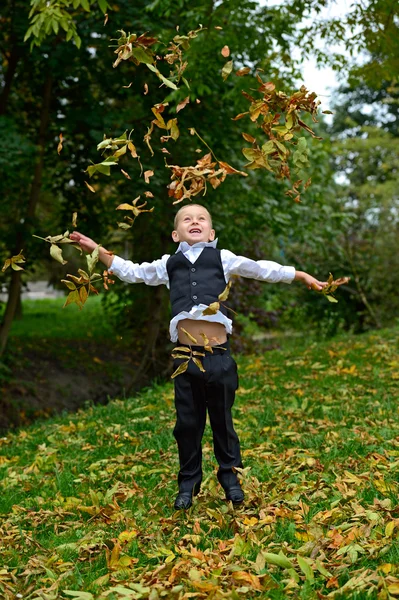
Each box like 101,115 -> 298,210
173,341 -> 243,493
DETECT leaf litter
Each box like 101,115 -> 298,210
0,328 -> 399,598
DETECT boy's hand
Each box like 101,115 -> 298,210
295,270 -> 327,291
69,231 -> 98,254
70,231 -> 114,269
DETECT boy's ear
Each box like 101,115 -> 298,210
171,230 -> 179,242
209,229 -> 216,241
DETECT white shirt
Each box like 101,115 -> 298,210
110,240 -> 295,342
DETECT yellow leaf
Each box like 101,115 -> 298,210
72,212 -> 77,227
388,583 -> 399,595
385,521 -> 396,537
50,244 -> 67,265
180,327 -> 198,344
202,302 -> 220,316
57,132 -> 63,154
218,280 -> 232,301
171,361 -> 189,379
192,358 -> 205,372
84,181 -> 95,193
79,285 -> 88,305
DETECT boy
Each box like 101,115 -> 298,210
70,204 -> 326,510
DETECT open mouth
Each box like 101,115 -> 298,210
189,229 -> 201,234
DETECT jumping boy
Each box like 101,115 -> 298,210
70,204 -> 326,510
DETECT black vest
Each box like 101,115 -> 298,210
166,247 -> 228,318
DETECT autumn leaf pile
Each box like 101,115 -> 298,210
1,328 -> 399,599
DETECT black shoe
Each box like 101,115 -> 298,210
174,492 -> 193,510
174,483 -> 200,510
225,484 -> 244,505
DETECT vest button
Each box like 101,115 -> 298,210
192,281 -> 197,286
192,295 -> 198,300
191,267 -> 196,272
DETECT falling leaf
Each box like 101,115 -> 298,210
123,82 -> 133,88
221,45 -> 230,57
202,301 -> 220,316
222,60 -> 233,81
196,99 -> 201,104
176,96 -> 190,113
72,212 -> 77,228
144,170 -> 154,184
218,280 -> 232,302
57,133 -> 63,155
214,26 -> 223,30
144,191 -> 154,197
104,13 -> 108,25
121,169 -> 131,180
2,250 -> 26,272
144,83 -> 149,95
236,67 -> 251,76
84,181 -> 95,193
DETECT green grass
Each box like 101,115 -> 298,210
1,327 -> 399,599
9,296 -> 115,340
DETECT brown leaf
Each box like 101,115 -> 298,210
218,160 -> 248,177
123,82 -> 133,88
242,133 -> 256,143
221,45 -> 230,57
144,170 -> 154,184
72,212 -> 77,228
176,96 -> 190,113
104,13 -> 108,25
121,169 -> 131,180
236,67 -> 251,76
214,26 -> 223,30
196,99 -> 201,104
144,83 -> 149,95
84,181 -> 95,193
57,133 -> 63,155
232,112 -> 249,121
144,191 -> 154,197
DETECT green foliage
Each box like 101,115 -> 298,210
1,327 -> 399,596
26,0 -> 109,48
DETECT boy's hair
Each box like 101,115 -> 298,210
173,204 -> 213,230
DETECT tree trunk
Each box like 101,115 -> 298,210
0,74 -> 53,356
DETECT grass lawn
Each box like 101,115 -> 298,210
9,296 -> 115,340
1,327 -> 399,599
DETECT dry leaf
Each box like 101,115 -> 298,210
221,45 -> 230,57
176,96 -> 190,113
104,13 -> 108,25
57,133 -> 63,155
144,170 -> 154,184
236,67 -> 251,76
72,212 -> 77,228
144,83 -> 148,95
180,327 -> 198,344
84,181 -> 95,193
123,82 -> 133,88
121,169 -> 131,180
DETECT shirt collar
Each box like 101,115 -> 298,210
175,239 -> 218,254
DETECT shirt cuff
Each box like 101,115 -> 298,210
282,266 -> 296,283
108,254 -> 125,275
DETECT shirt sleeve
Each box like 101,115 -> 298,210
221,249 -> 296,284
109,254 -> 170,287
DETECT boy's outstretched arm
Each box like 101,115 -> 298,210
69,232 -> 114,269
294,270 -> 327,291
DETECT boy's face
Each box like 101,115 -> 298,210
172,206 -> 215,245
